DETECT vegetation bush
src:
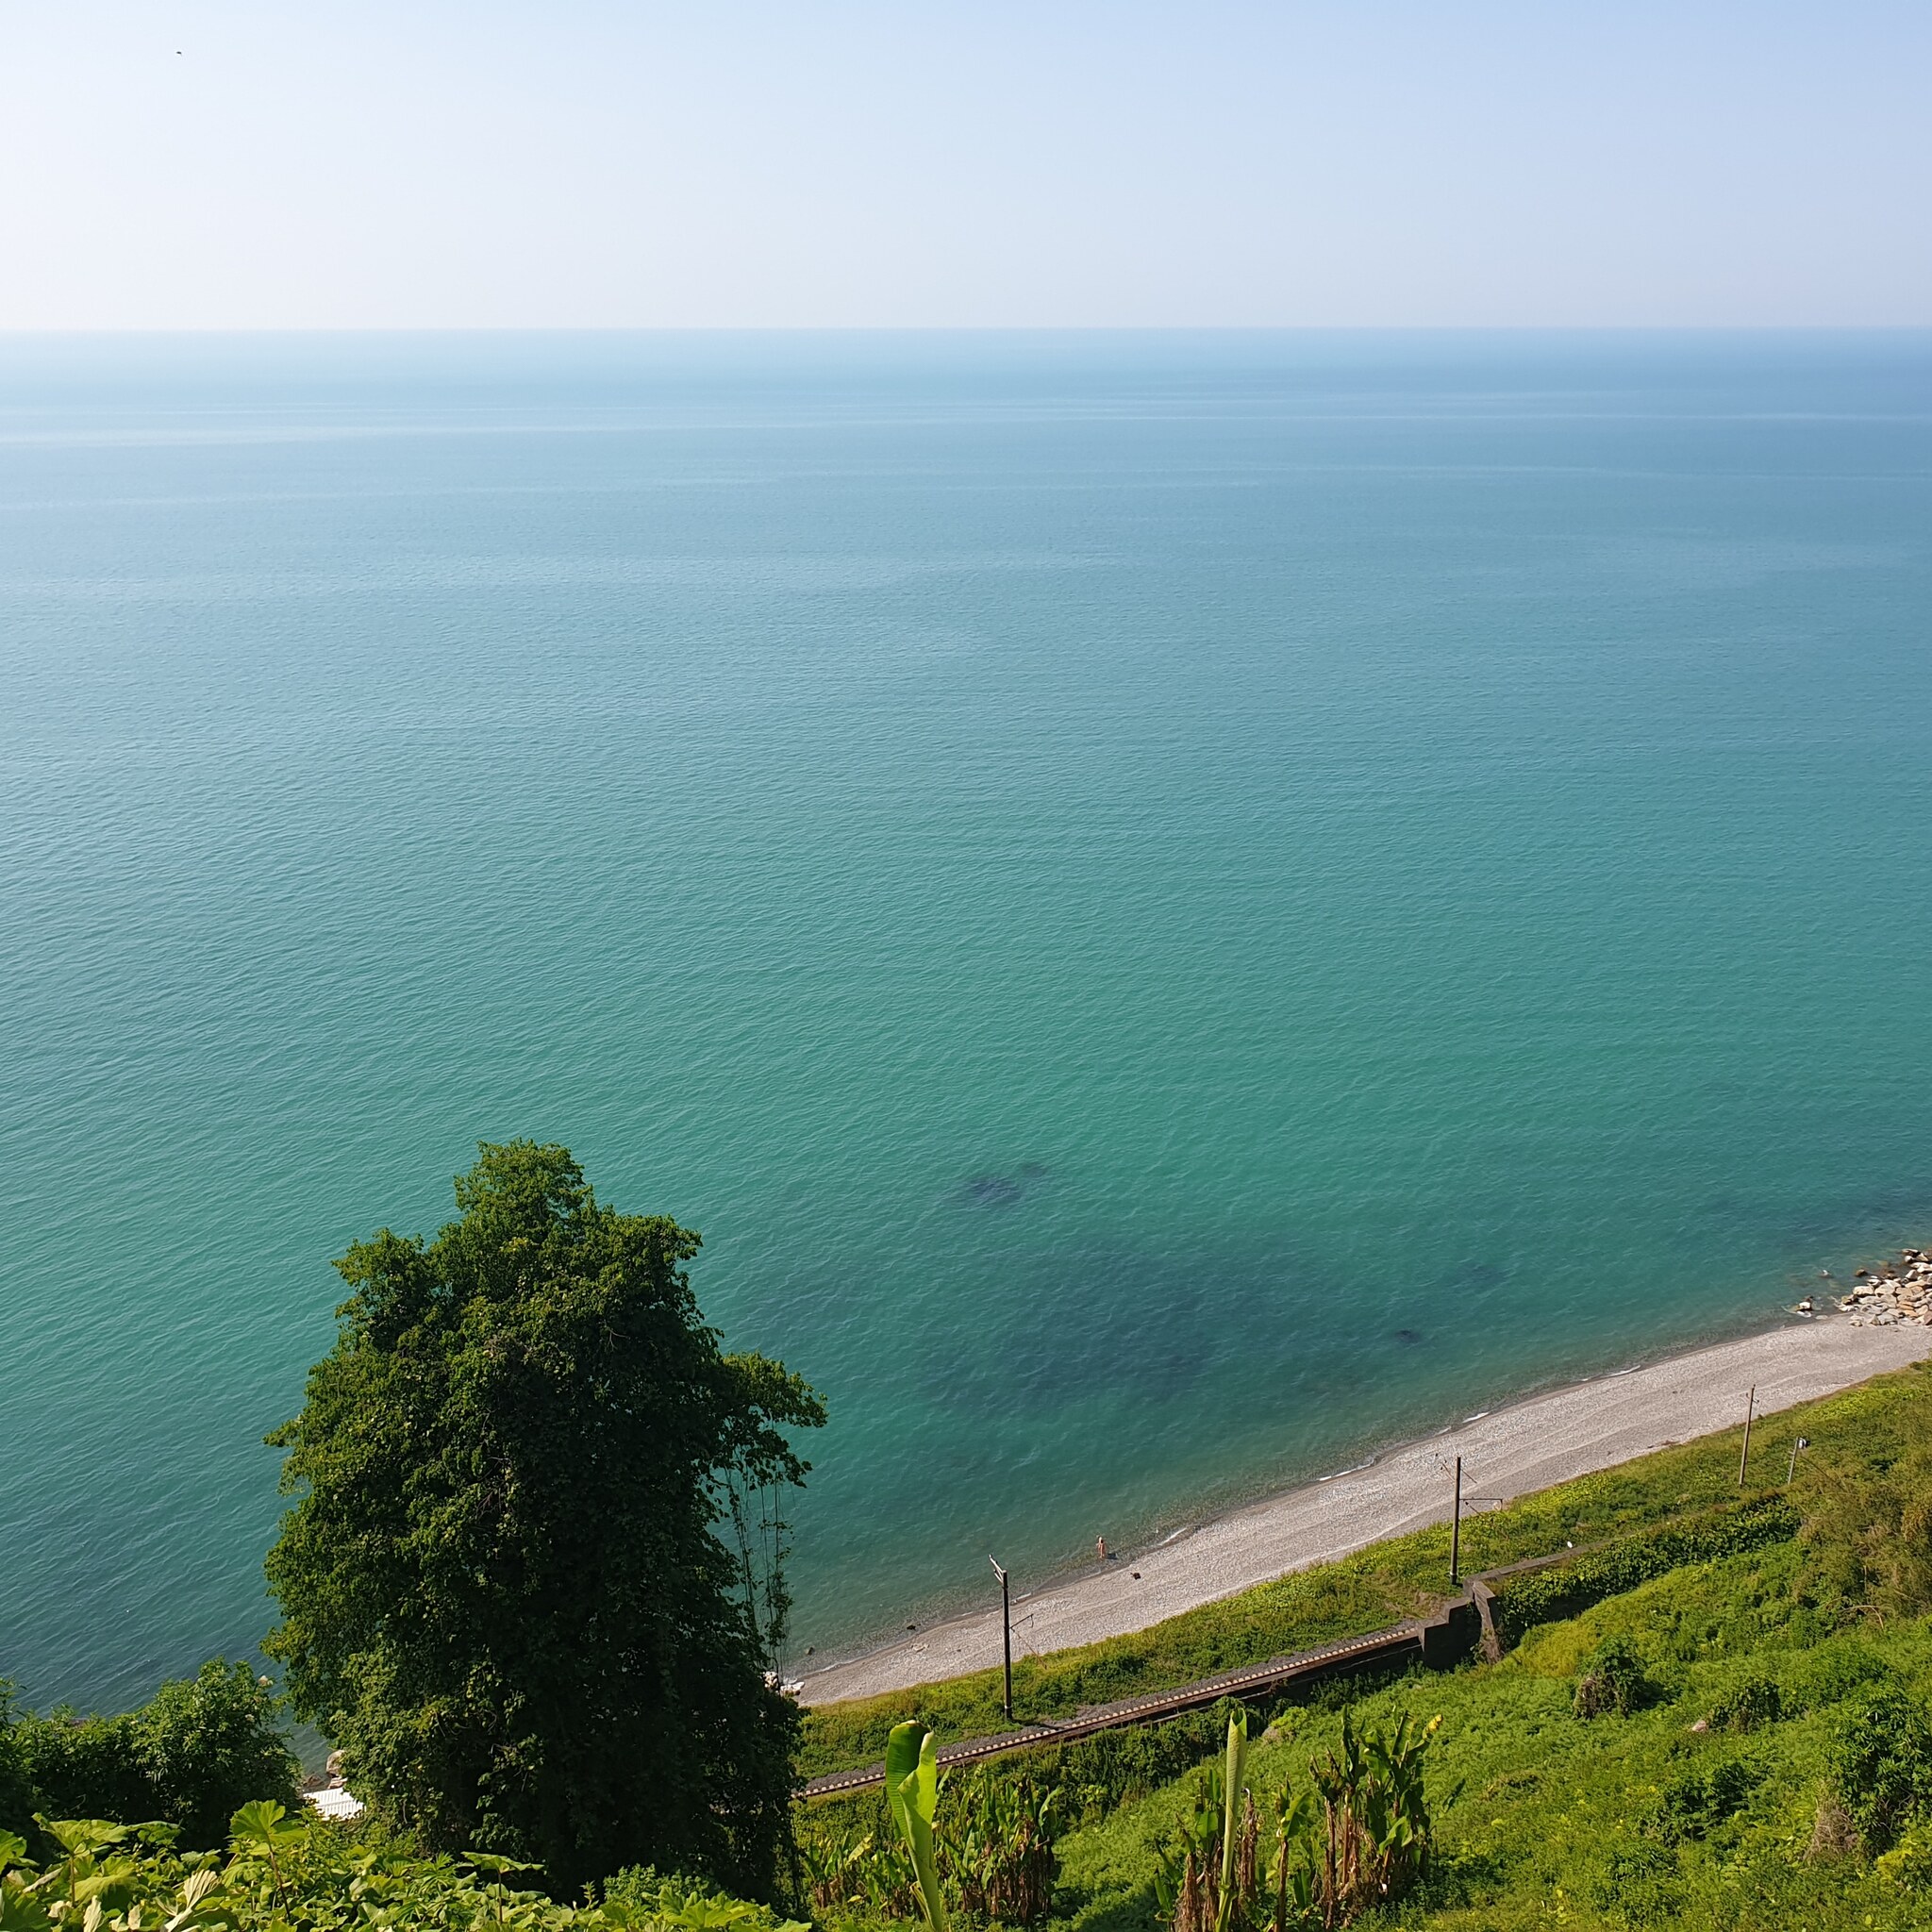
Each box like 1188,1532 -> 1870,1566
1790,1636 -> 1894,1709
7,1708 -> 150,1834
1027,1706 -> 1242,1820
0,1703 -> 33,1840
1824,1686 -> 1932,1852
1874,1819 -> 1932,1890
1706,1668 -> 1782,1732
1796,1399 -> 1932,1620
601,1864 -> 805,1932
1571,1636 -> 1652,1719
1585,1839 -> 1685,1927
2,1663 -> 297,1851
1641,1755 -> 1758,1843
0,1807 -> 791,1932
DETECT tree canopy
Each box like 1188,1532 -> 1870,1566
264,1142 -> 824,1898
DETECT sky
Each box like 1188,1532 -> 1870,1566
1,1 -> 1927,330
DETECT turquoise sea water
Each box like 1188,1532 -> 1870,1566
5,331 -> 1932,1711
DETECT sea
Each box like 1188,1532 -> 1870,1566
4,330 -> 1931,1713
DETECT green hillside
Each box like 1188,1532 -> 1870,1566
798,1360 -> 1932,1931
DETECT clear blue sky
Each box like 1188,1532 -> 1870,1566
3,0 -> 1927,328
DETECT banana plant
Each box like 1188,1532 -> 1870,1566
1269,1790 -> 1318,1932
1152,1762 -> 1221,1930
792,1828 -> 875,1915
952,1772 -> 1060,1925
1216,1713 -> 1248,1932
883,1722 -> 948,1932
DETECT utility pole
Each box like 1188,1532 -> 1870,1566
1450,1456 -> 1463,1588
1788,1435 -> 1809,1484
989,1556 -> 1013,1722
1739,1385 -> 1756,1487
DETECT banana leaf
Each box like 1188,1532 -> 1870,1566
885,1723 -> 948,1932
1216,1712 -> 1248,1932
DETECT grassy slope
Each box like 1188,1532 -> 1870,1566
804,1364 -> 1932,1929
802,1369 -> 1911,1777
1058,1546 -> 1932,1931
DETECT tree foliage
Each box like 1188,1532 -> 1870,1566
262,1142 -> 824,1899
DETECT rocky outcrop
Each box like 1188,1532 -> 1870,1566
1839,1250 -> 1932,1326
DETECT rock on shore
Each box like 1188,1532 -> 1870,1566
1840,1250 -> 1932,1326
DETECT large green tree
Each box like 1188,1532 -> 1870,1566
264,1142 -> 824,1898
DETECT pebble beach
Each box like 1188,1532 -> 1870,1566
800,1309 -> 1932,1706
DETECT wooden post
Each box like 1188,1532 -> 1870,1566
990,1556 -> 1013,1721
1738,1385 -> 1756,1487
1450,1456 -> 1463,1587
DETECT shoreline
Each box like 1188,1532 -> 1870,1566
797,1310 -> 1932,1706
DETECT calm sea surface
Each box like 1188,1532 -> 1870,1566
5,332 -> 1932,1709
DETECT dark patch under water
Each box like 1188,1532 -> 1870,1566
956,1162 -> 1051,1208
914,1230 -> 1324,1414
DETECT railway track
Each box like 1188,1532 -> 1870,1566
801,1620 -> 1425,1797
798,1514 -> 1690,1799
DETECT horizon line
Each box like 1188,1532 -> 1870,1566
7,322 -> 1932,339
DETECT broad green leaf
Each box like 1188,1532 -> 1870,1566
225,1804 -> 301,1856
883,1723 -> 947,1932
0,1876 -> 52,1932
35,1823 -> 127,1860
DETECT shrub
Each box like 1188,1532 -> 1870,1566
1792,1640 -> 1893,1711
0,1806 -> 788,1932
1874,1818 -> 1932,1890
1707,1672 -> 1782,1733
1644,1757 -> 1758,1843
1796,1375 -> 1932,1619
0,1690 -> 38,1840
9,1710 -> 153,1832
1588,1840 -> 1686,1927
1824,1686 -> 1932,1853
1007,1696 -> 1248,1819
1573,1637 -> 1651,1719
2,1661 -> 296,1851
131,1662 -> 299,1848
603,1865 -> 805,1932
